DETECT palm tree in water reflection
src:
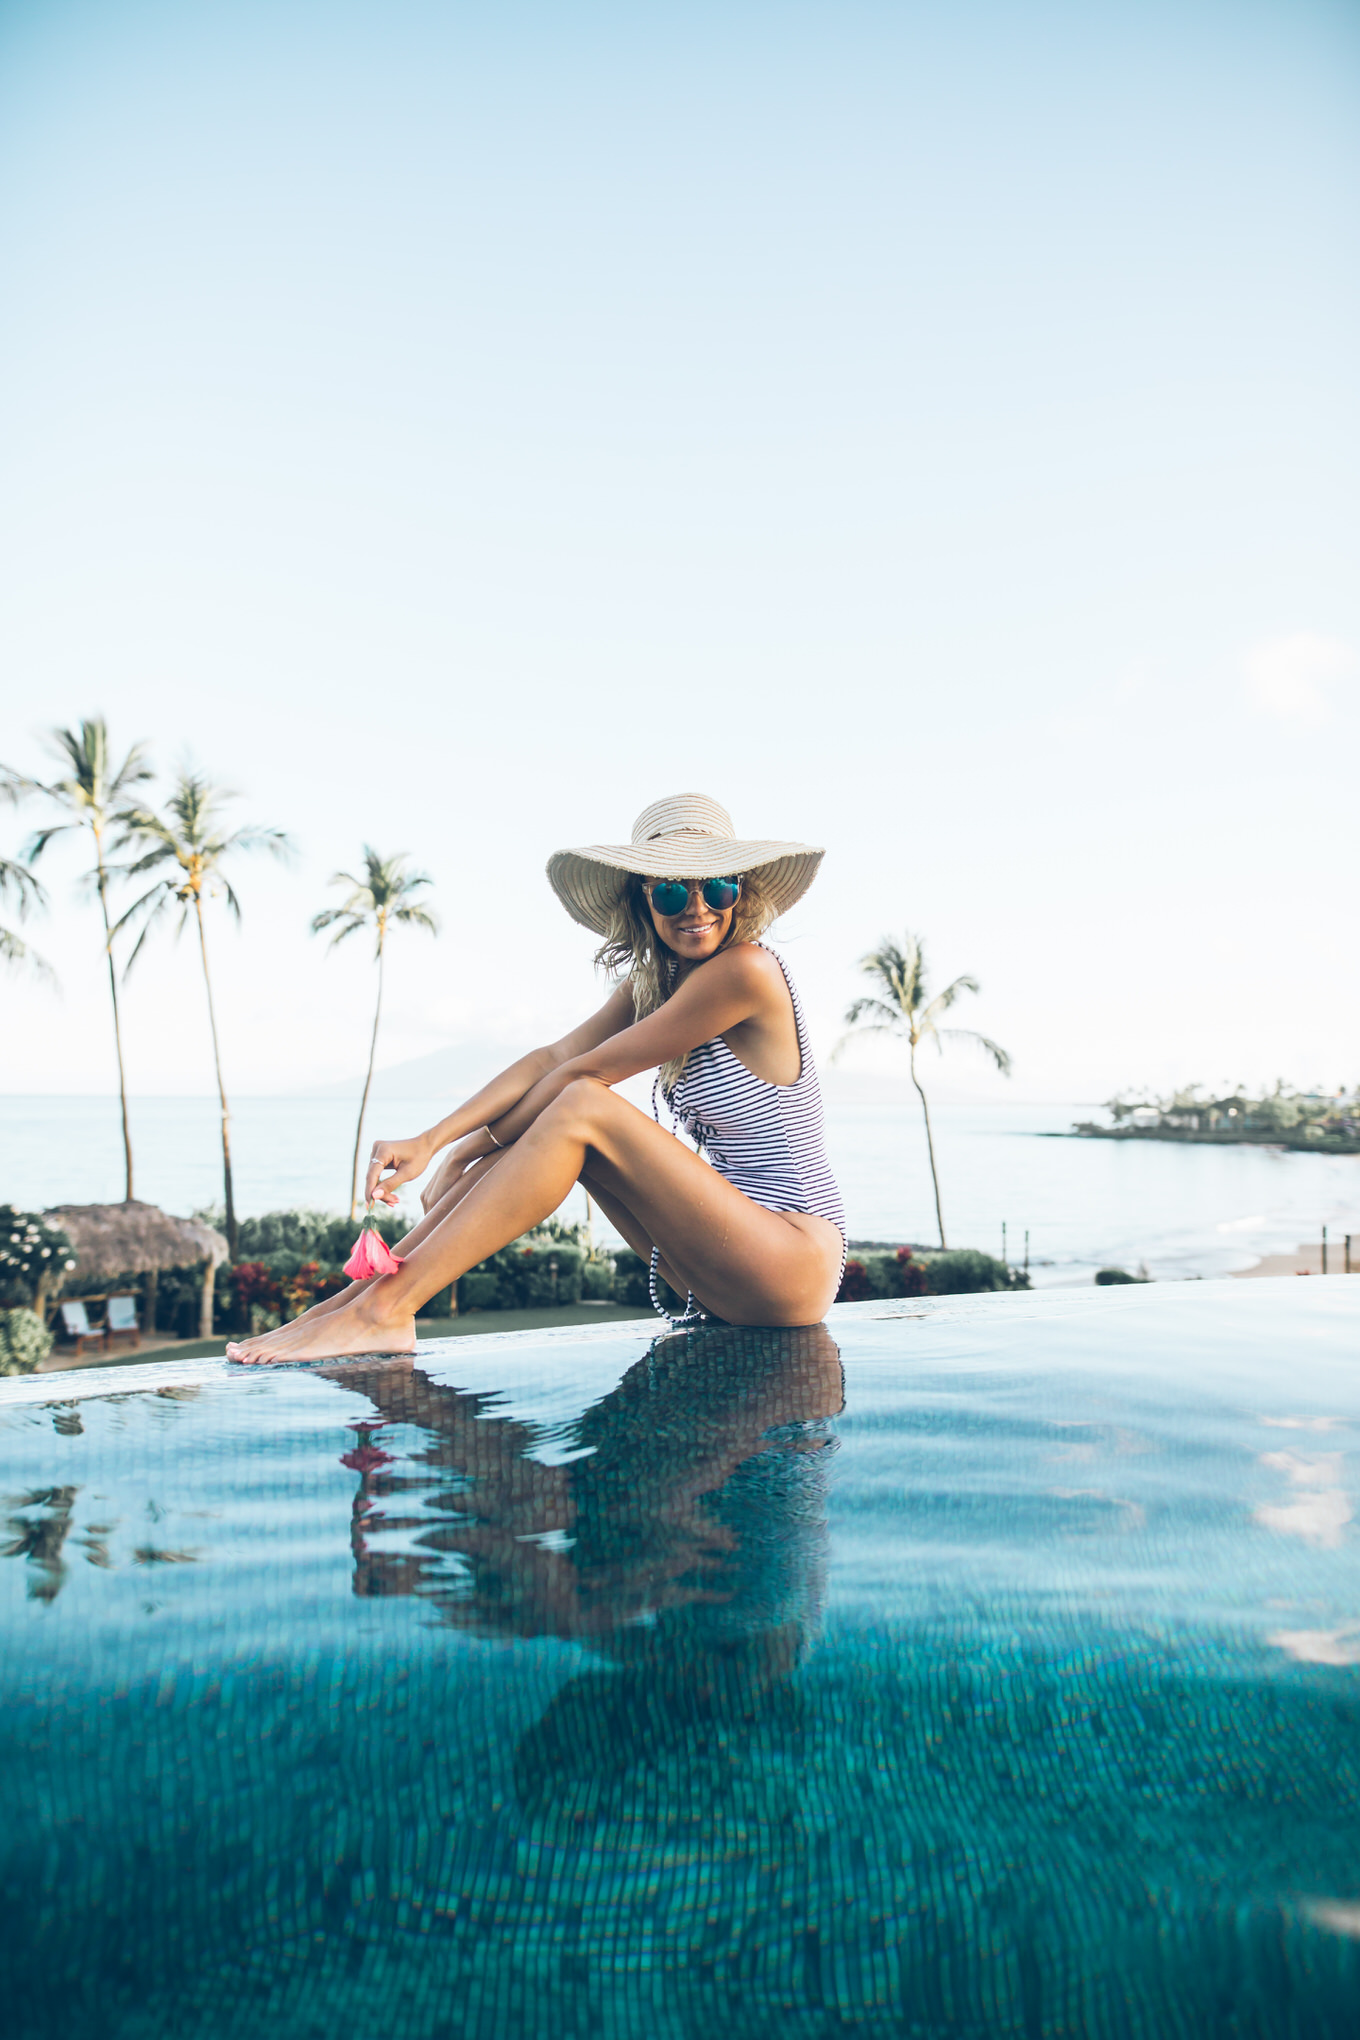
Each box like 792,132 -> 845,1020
322,1324 -> 843,1824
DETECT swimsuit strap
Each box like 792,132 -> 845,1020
648,1245 -> 707,1328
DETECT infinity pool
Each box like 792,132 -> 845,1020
1,1280 -> 1357,2037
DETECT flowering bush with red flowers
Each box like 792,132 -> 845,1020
836,1259 -> 873,1303
230,1261 -> 282,1315
836,1243 -> 1020,1304
279,1261 -> 351,1319
895,1246 -> 927,1297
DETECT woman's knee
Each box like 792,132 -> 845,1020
544,1075 -> 614,1132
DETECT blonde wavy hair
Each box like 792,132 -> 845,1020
593,871 -> 779,1090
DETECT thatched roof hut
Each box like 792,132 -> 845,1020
46,1201 -> 228,1279
44,1202 -> 229,1340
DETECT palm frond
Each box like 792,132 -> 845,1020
850,933 -> 927,1018
114,882 -> 178,974
21,822 -> 77,864
109,739 -> 155,802
44,719 -> 154,813
112,841 -> 182,880
0,859 -> 47,919
848,930 -> 1009,1075
322,915 -> 368,948
0,924 -> 58,983
1,768 -> 41,808
313,847 -> 439,955
831,1020 -> 904,1063
392,903 -> 440,934
222,823 -> 293,861
937,1027 -> 1013,1075
921,975 -> 980,1025
843,994 -> 905,1030
112,806 -> 183,865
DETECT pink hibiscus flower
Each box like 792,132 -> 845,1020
344,1211 -> 406,1280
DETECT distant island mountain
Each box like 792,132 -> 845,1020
311,1038 -> 534,1103
1070,1084 -> 1360,1155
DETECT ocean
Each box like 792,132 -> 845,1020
4,1076 -> 1357,1286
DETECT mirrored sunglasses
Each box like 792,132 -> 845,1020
643,876 -> 743,917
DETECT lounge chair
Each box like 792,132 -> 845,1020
106,1294 -> 141,1351
58,1300 -> 106,1358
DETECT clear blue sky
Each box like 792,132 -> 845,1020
2,0 -> 1356,1101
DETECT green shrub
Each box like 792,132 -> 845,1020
836,1248 -> 1026,1299
459,1270 -> 505,1311
612,1249 -> 653,1307
611,1248 -> 686,1312
150,1265 -> 207,1333
519,1242 -> 583,1307
1095,1267 -> 1144,1285
581,1257 -> 616,1301
920,1249 -> 1026,1294
0,1307 -> 53,1375
201,1206 -> 408,1268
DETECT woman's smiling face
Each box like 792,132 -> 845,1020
645,880 -> 735,962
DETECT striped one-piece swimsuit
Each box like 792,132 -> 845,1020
657,944 -> 846,1240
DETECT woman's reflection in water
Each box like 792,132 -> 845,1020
321,1323 -> 843,1822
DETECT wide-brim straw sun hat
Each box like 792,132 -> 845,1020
547,792 -> 824,935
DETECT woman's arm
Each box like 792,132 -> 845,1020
388,944 -> 778,1184
364,982 -> 638,1204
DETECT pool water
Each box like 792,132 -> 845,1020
1,1280 -> 1357,2037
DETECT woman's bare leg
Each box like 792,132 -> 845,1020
232,1157 -> 508,1345
576,1162 -> 691,1299
229,1081 -> 842,1364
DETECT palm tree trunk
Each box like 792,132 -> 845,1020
94,830 -> 134,1202
350,938 -> 385,1222
194,898 -> 237,1261
910,1041 -> 947,1248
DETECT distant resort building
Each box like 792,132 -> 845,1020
1073,1086 -> 1360,1152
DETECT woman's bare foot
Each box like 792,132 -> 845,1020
227,1293 -> 416,1366
224,1278 -> 374,1362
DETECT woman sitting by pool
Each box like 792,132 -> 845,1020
228,793 -> 846,1364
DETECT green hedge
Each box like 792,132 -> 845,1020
837,1246 -> 1027,1301
186,1209 -> 1033,1334
455,1240 -> 585,1313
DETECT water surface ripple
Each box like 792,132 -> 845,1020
1,1280 -> 1357,2037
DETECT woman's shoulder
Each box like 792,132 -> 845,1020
699,941 -> 787,994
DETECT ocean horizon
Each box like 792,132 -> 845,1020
4,1080 -> 1357,1290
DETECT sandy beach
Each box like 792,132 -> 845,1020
1235,1240 -> 1359,1278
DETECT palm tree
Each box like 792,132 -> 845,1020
2,721 -> 154,1199
113,769 -> 292,1260
312,847 -> 439,1219
0,858 -> 55,982
837,932 -> 1011,1249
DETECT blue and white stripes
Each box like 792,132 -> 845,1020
661,945 -> 846,1238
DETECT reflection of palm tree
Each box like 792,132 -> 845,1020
323,1324 -> 843,1819
2,720 -> 154,1199
113,770 -> 292,1260
838,932 -> 1011,1248
311,847 -> 439,1220
1,1485 -> 80,1603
